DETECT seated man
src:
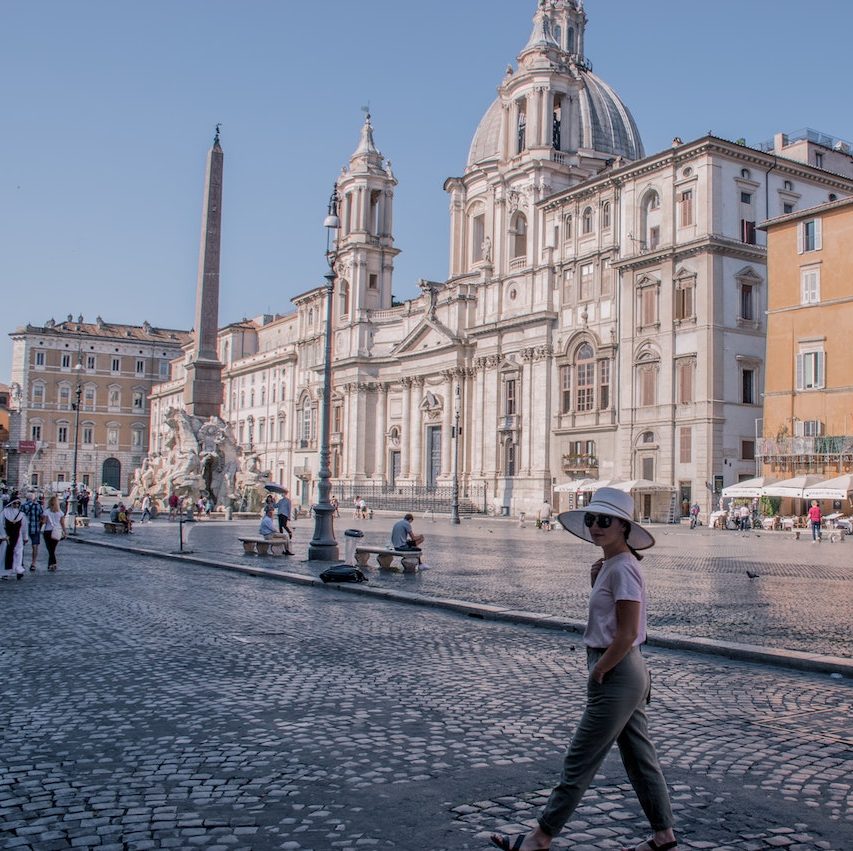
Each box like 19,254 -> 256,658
109,503 -> 120,523
259,506 -> 293,554
390,513 -> 424,551
259,506 -> 278,537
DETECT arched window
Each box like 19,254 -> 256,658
601,201 -> 611,229
575,343 -> 595,412
512,213 -> 527,259
636,355 -> 659,407
642,191 -> 662,250
582,207 -> 593,235
470,211 -> 486,263
260,386 -> 266,405
564,214 -> 573,240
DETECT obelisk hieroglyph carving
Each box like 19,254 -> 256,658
184,126 -> 224,418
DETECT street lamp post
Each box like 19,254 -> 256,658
451,384 -> 461,525
69,362 -> 84,536
308,184 -> 340,561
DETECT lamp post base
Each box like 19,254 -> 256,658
308,503 -> 339,561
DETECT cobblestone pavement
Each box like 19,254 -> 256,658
1,544 -> 850,850
84,514 -> 853,659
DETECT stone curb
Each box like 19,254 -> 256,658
70,537 -> 853,678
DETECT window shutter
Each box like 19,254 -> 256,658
816,352 -> 825,388
795,353 -> 804,390
814,218 -> 822,251
797,223 -> 804,254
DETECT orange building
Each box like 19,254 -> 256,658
759,197 -> 853,480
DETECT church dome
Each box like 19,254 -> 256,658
467,66 -> 644,169
467,99 -> 504,167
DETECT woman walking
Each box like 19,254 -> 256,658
490,488 -> 677,851
2,492 -> 29,581
42,495 -> 66,572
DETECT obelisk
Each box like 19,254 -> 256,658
184,126 -> 224,418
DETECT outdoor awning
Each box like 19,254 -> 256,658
553,478 -> 597,493
802,474 -> 853,501
609,479 -> 675,493
761,475 -> 826,499
721,476 -> 779,498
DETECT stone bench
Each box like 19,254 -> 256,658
238,536 -> 291,556
103,522 -> 128,534
354,546 -> 421,572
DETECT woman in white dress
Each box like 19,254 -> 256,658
2,492 -> 29,581
42,495 -> 67,572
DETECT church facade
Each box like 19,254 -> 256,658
150,0 -> 853,519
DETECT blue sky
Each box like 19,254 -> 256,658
3,0 -> 853,382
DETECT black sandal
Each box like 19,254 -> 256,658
489,834 -> 548,851
626,841 -> 677,851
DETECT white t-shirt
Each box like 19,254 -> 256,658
583,551 -> 647,648
43,509 -> 64,533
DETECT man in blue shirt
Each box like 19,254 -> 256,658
21,493 -> 44,571
259,506 -> 277,537
390,513 -> 424,551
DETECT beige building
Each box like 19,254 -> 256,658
758,196 -> 853,478
8,317 -> 191,492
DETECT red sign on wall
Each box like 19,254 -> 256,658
18,440 -> 37,453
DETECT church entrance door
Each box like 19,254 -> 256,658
102,457 -> 121,490
389,451 -> 401,487
426,426 -> 441,489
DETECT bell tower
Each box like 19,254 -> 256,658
333,112 -> 399,315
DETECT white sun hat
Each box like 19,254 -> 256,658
557,487 -> 655,550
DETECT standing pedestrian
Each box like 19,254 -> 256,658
168,491 -> 179,521
140,493 -> 152,523
79,487 -> 90,517
490,488 -> 677,851
2,493 -> 29,581
21,492 -> 44,571
808,500 -> 822,543
689,502 -> 700,530
42,495 -> 66,572
276,489 -> 292,535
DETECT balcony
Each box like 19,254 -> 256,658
498,414 -> 518,432
508,257 -> 527,272
757,435 -> 853,472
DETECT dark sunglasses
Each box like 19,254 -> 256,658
584,512 -> 614,529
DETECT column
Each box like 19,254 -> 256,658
410,377 -> 424,483
401,377 -> 412,478
374,383 -> 387,480
522,347 -> 535,476
473,358 -> 486,477
354,383 -> 369,479
441,370 -> 454,477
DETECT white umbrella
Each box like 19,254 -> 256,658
761,475 -> 825,499
610,479 -> 675,493
802,473 -> 853,501
722,476 -> 779,498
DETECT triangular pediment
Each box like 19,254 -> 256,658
392,316 -> 459,355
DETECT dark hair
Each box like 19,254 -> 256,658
404,513 -> 414,521
621,519 -> 644,561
